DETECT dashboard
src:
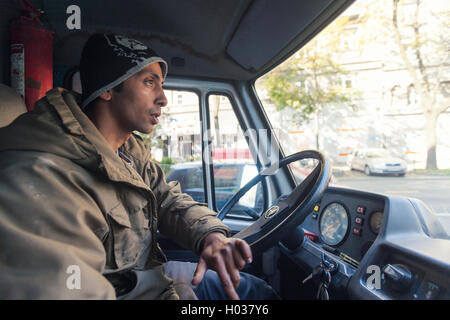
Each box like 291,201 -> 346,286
217,183 -> 449,300
285,186 -> 450,300
301,187 -> 385,265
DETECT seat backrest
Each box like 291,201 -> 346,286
0,84 -> 27,127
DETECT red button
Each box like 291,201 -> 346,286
356,206 -> 366,215
303,229 -> 319,242
355,217 -> 364,225
353,227 -> 362,236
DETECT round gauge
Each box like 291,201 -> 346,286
369,211 -> 384,234
319,202 -> 350,246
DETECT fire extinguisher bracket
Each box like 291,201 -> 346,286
10,17 -> 53,111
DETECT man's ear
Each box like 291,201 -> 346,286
98,90 -> 112,101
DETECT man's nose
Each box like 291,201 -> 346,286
156,86 -> 168,108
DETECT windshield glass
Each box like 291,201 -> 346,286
365,149 -> 393,158
255,0 -> 450,214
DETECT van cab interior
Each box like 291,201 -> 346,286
1,0 -> 449,300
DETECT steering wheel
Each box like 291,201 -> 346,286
217,150 -> 331,254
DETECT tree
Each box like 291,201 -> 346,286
261,0 -> 450,168
261,17 -> 358,150
391,0 -> 450,169
211,95 -> 222,147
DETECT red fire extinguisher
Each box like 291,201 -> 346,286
10,0 -> 53,111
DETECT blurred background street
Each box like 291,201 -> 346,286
335,171 -> 450,214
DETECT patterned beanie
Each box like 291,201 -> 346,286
79,34 -> 168,109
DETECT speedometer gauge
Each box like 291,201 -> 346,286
319,202 -> 349,246
369,211 -> 384,234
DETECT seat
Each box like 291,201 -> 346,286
0,84 -> 27,127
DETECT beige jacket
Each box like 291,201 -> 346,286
0,88 -> 230,299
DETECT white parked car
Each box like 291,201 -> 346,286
350,148 -> 407,176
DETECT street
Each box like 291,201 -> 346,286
334,172 -> 450,214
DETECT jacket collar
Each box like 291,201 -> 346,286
46,88 -> 152,191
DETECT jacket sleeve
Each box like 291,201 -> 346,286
0,153 -> 115,299
146,161 -> 231,255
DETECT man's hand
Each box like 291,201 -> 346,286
191,232 -> 253,300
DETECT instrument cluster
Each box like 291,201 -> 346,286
305,188 -> 386,263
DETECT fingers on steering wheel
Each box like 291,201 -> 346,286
236,239 -> 253,264
232,240 -> 251,270
233,249 -> 246,270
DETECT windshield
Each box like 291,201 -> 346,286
365,149 -> 393,158
255,0 -> 450,214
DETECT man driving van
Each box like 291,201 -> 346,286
0,33 -> 278,300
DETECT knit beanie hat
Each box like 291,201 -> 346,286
79,34 -> 168,109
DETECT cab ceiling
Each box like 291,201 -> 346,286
32,0 -> 352,81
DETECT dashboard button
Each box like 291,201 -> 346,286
355,216 -> 364,225
304,230 -> 319,242
356,206 -> 366,215
352,227 -> 362,236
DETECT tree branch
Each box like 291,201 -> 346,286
392,0 -> 427,110
412,0 -> 430,92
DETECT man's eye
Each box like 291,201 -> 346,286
144,79 -> 154,86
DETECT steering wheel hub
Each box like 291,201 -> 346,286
264,205 -> 280,219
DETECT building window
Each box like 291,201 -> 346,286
177,93 -> 183,105
441,81 -> 450,98
407,84 -> 417,106
390,85 -> 402,108
342,77 -> 353,89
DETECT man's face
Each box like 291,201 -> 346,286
109,62 -> 167,134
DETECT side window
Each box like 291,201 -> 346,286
240,164 -> 263,212
208,94 -> 262,219
156,90 -> 263,219
153,90 -> 204,200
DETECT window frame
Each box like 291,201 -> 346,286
163,78 -> 273,224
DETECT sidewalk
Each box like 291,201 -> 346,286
410,169 -> 450,176
331,166 -> 450,179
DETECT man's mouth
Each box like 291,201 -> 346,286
149,113 -> 160,125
